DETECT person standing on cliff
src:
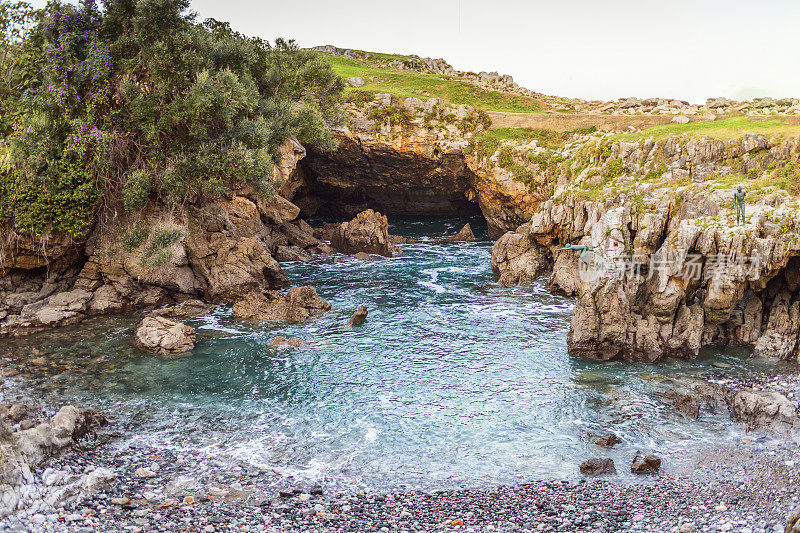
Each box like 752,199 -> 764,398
734,185 -> 746,226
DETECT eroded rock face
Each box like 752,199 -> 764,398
0,405 -> 109,518
135,316 -> 196,354
493,184 -> 800,362
232,286 -> 331,323
331,210 -> 401,257
0,138 -> 315,337
490,224 -> 551,287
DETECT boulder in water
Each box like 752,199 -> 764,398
630,451 -> 661,474
331,209 -> 401,257
233,286 -> 331,323
451,223 -> 476,242
593,432 -> 622,448
135,316 -> 196,354
349,305 -> 368,327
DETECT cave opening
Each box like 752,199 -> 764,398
721,255 -> 800,360
295,143 -> 485,222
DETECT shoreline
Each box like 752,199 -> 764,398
1,430 -> 797,532
1,365 -> 799,532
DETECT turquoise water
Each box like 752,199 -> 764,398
0,217 -> 785,490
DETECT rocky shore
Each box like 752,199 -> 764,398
0,407 -> 797,533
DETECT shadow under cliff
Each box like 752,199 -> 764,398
296,139 -> 483,220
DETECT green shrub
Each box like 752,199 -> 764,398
123,170 -> 152,212
121,221 -> 151,252
141,224 -> 184,267
497,146 -> 515,168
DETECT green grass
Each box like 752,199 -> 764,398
322,55 -> 543,113
614,117 -> 800,142
478,126 -> 597,149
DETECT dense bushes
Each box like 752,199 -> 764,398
0,0 -> 343,237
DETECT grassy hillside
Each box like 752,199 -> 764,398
321,54 -> 544,113
614,117 -> 800,142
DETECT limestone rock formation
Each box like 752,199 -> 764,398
331,210 -> 401,257
0,405 -> 108,518
135,316 -> 196,354
232,286 -> 331,323
492,136 -> 800,363
0,137 -> 317,337
490,224 -> 551,287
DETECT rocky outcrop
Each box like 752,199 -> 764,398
1,405 -> 108,518
490,224 -> 551,287
232,286 -> 331,323
492,129 -> 800,362
731,390 -> 800,435
0,138 -> 321,337
298,95 -> 542,238
134,316 -> 196,354
331,210 -> 401,257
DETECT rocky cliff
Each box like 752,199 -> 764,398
0,140 -> 334,337
295,94 -> 547,238
492,132 -> 800,362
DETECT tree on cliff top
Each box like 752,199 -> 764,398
0,0 -> 344,238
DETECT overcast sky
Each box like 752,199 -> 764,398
33,0 -> 800,104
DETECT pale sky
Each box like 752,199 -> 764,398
32,0 -> 800,104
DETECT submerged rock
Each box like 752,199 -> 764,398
232,286 -> 331,323
665,389 -> 702,419
593,433 -> 622,448
269,336 -> 303,348
331,210 -> 401,257
147,299 -> 216,320
630,451 -> 661,474
135,316 -> 196,354
349,305 -> 368,327
579,457 -> 616,476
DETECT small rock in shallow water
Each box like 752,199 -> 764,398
269,336 -> 303,348
135,467 -> 156,478
349,305 -> 368,327
110,497 -> 131,505
593,432 -> 622,448
631,451 -> 662,474
579,458 -> 616,476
